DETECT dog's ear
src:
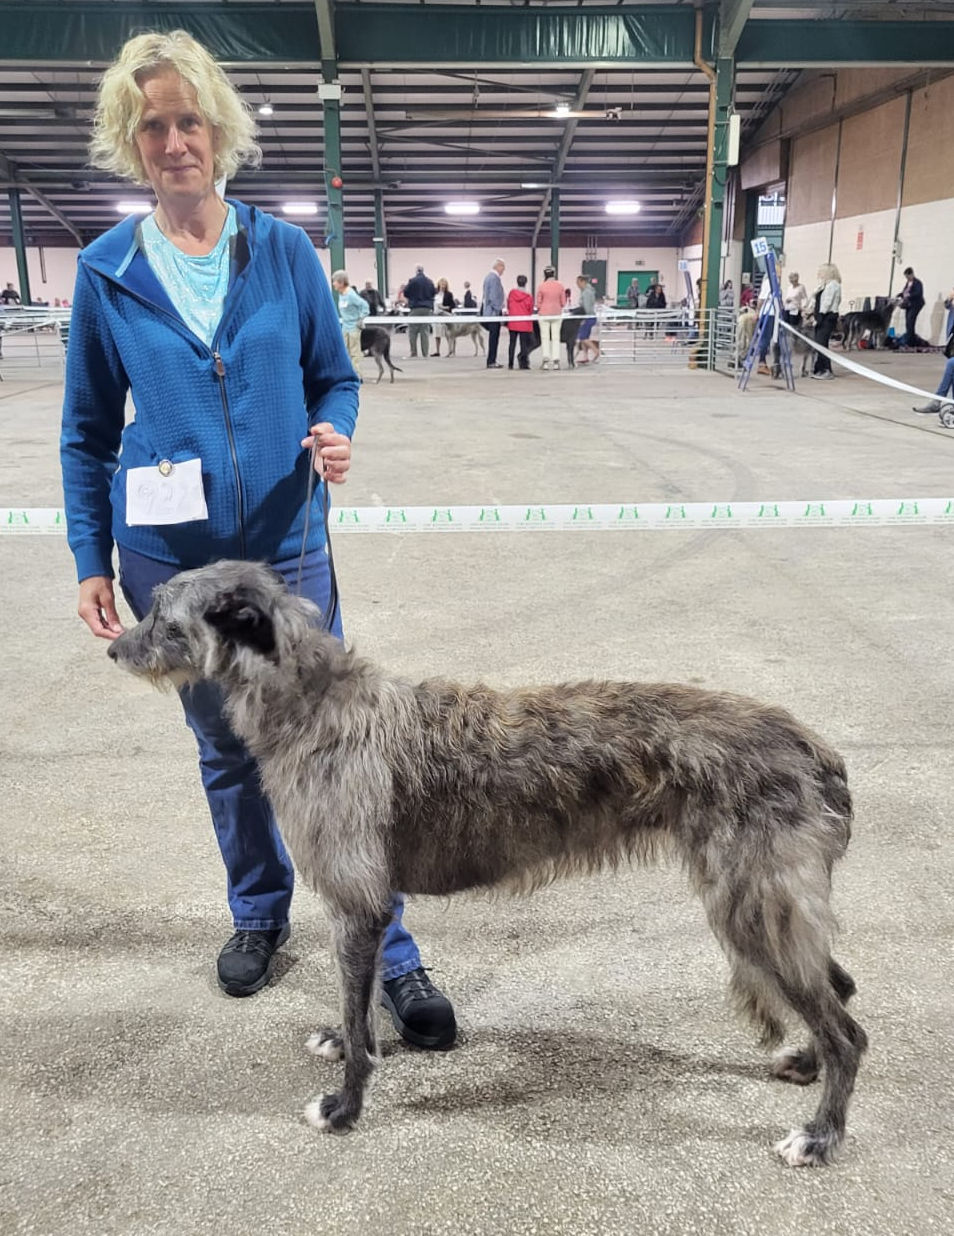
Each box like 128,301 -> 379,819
203,589 -> 276,656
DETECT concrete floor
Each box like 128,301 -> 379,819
1,345 -> 953,1235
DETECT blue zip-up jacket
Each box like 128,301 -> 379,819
61,200 -> 359,583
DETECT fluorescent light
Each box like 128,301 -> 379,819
282,202 -> 319,216
552,101 -> 572,117
117,200 -> 152,214
258,102 -> 274,117
444,201 -> 480,216
605,201 -> 641,216
521,182 -> 546,189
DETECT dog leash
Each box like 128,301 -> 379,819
297,439 -> 340,633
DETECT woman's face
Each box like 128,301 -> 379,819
135,69 -> 216,202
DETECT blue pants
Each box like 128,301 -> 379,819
117,544 -> 422,980
934,356 -> 954,398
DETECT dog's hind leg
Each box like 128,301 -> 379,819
772,958 -> 859,1086
696,834 -> 866,1166
374,355 -> 385,384
304,910 -> 388,1133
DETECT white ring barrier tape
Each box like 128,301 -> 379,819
358,310 -> 661,327
779,321 -> 948,404
3,499 -> 952,535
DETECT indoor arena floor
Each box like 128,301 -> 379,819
1,346 -> 952,1235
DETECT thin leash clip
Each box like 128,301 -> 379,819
296,437 -> 339,632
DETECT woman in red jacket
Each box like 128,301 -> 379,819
507,274 -> 535,370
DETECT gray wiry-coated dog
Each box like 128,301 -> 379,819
108,560 -> 867,1165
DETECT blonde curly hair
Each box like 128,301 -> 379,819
89,29 -> 262,185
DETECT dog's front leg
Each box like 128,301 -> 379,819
305,910 -> 388,1133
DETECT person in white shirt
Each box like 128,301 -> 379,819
783,272 -> 809,326
811,264 -> 842,379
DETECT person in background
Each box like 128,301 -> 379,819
574,274 -> 599,365
911,354 -> 954,416
1,281 -> 21,305
461,281 -> 477,311
811,263 -> 842,380
645,279 -> 666,311
431,276 -> 458,357
535,265 -> 565,370
403,264 -> 436,358
783,271 -> 808,329
331,269 -> 367,378
899,266 -> 926,348
756,271 -> 777,376
481,258 -> 506,369
645,278 -> 667,340
358,280 -> 384,316
506,274 -> 534,370
626,278 -> 640,310
740,280 -> 756,309
59,28 -> 456,1049
945,287 -> 954,341
719,280 -> 734,309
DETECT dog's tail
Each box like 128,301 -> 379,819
806,737 -> 853,852
383,340 -> 403,373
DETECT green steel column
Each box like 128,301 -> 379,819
549,191 -> 560,276
321,80 -> 345,275
373,190 -> 387,299
703,57 -> 733,315
8,189 -> 32,305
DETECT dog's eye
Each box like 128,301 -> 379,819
165,620 -> 184,640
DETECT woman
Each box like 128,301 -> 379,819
811,263 -> 842,379
783,271 -> 809,327
535,265 -> 565,370
573,274 -> 599,365
431,276 -> 457,356
60,29 -> 455,1047
331,268 -> 367,376
506,274 -> 534,369
719,280 -> 734,309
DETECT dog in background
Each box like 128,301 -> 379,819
734,306 -> 758,366
439,313 -> 487,357
109,560 -> 867,1167
839,301 -> 897,351
360,326 -> 403,383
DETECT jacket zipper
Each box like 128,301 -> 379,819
212,351 -> 246,558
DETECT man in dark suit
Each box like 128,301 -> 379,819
900,267 -> 926,348
404,265 -> 436,357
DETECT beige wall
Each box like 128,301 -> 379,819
903,75 -> 954,207
787,127 -> 839,228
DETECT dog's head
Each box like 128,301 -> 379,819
108,560 -> 307,688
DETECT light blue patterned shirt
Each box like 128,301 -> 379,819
140,206 -> 238,347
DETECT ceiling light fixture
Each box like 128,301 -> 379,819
116,200 -> 152,214
605,201 -> 641,216
552,101 -> 572,117
521,182 -> 546,189
282,202 -> 319,216
258,101 -> 274,117
444,201 -> 480,216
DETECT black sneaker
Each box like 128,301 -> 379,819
217,925 -> 290,997
381,967 -> 456,1049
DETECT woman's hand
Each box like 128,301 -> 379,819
78,576 -> 125,641
300,422 -> 352,484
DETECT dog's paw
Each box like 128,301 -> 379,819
771,1048 -> 819,1086
305,1029 -> 344,1061
304,1092 -> 357,1133
775,1127 -> 837,1167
